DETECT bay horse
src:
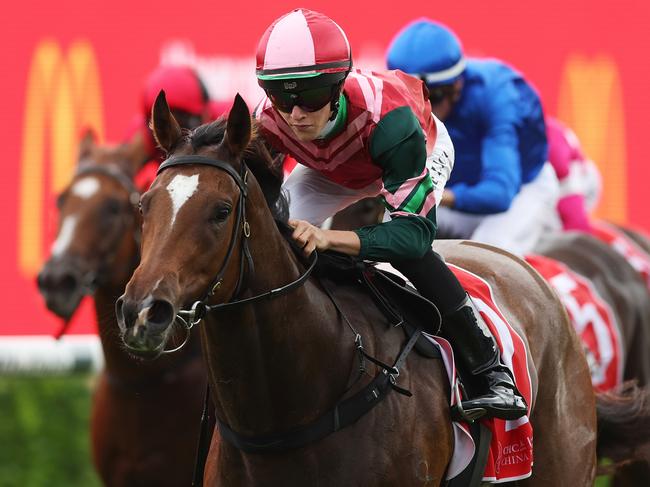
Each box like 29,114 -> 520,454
616,224 -> 650,255
534,232 -> 650,388
534,233 -> 650,485
332,200 -> 650,476
114,91 -> 615,486
37,131 -> 206,487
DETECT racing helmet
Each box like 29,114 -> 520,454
256,9 -> 352,112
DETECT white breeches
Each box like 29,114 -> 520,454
283,114 -> 454,225
436,162 -> 560,256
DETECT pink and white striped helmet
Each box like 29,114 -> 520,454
256,9 -> 352,80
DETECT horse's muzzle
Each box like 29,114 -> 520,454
116,295 -> 177,357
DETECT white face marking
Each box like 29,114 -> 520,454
52,216 -> 78,256
166,174 -> 200,227
71,177 -> 100,199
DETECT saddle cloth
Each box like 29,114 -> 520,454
525,254 -> 623,392
375,262 -> 536,482
592,220 -> 650,292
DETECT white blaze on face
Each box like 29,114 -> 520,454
71,177 -> 100,199
166,174 -> 200,228
52,216 -> 78,256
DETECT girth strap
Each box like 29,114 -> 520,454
216,326 -> 423,454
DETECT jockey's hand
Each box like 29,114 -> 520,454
288,219 -> 361,257
441,189 -> 456,208
289,219 -> 329,256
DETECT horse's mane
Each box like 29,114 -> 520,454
188,118 -> 359,276
189,118 -> 290,223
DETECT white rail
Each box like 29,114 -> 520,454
0,335 -> 103,374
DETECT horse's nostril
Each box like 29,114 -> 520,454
148,300 -> 175,329
115,296 -> 125,327
60,274 -> 78,293
37,267 -> 79,294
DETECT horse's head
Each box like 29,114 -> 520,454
37,131 -> 143,319
116,91 -> 279,358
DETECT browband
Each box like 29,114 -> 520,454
157,155 -> 247,195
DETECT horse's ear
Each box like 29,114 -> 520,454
121,131 -> 150,177
151,90 -> 183,154
225,93 -> 251,157
78,128 -> 96,161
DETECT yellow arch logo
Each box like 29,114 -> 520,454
557,54 -> 627,223
18,40 -> 105,277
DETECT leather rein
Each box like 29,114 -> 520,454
155,155 -> 318,347
157,155 -> 423,485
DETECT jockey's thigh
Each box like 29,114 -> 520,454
283,164 -> 382,226
471,162 -> 560,255
435,207 -> 484,239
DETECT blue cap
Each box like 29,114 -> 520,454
387,19 -> 465,86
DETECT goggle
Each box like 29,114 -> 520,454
265,84 -> 337,113
419,76 -> 458,105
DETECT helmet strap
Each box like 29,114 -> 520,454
329,98 -> 340,121
328,81 -> 345,121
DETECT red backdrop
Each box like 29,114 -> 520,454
1,0 -> 649,335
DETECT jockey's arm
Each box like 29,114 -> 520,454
447,80 -> 522,214
354,107 -> 439,261
292,107 -> 445,261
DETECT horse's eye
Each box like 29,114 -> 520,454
212,206 -> 231,223
103,198 -> 121,216
56,193 -> 66,209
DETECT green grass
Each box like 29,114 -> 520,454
0,374 -> 615,486
0,374 -> 101,487
596,476 -> 611,486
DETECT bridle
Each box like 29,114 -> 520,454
74,164 -> 142,291
155,156 -> 430,466
53,163 -> 141,339
153,155 -> 318,354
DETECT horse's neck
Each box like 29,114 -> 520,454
202,202 -> 357,435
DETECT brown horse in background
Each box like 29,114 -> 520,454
534,232 -> 650,486
535,232 -> 650,387
37,132 -> 206,487
616,224 -> 650,255
114,92 -> 610,486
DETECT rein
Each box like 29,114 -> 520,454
155,155 -> 318,345
156,155 -> 425,479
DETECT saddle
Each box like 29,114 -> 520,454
315,251 -> 442,358
314,252 -> 492,487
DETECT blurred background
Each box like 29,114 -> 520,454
1,0 -> 647,484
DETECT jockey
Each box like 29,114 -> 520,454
255,8 -> 527,420
546,117 -> 601,233
386,19 -> 559,255
126,65 -> 230,165
125,64 -> 230,190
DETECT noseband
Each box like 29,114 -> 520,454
157,156 -> 428,463
155,155 -> 317,353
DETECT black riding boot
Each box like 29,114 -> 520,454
443,294 -> 528,421
393,250 -> 527,421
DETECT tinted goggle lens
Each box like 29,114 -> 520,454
428,87 -> 447,105
266,85 -> 335,113
420,77 -> 454,105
